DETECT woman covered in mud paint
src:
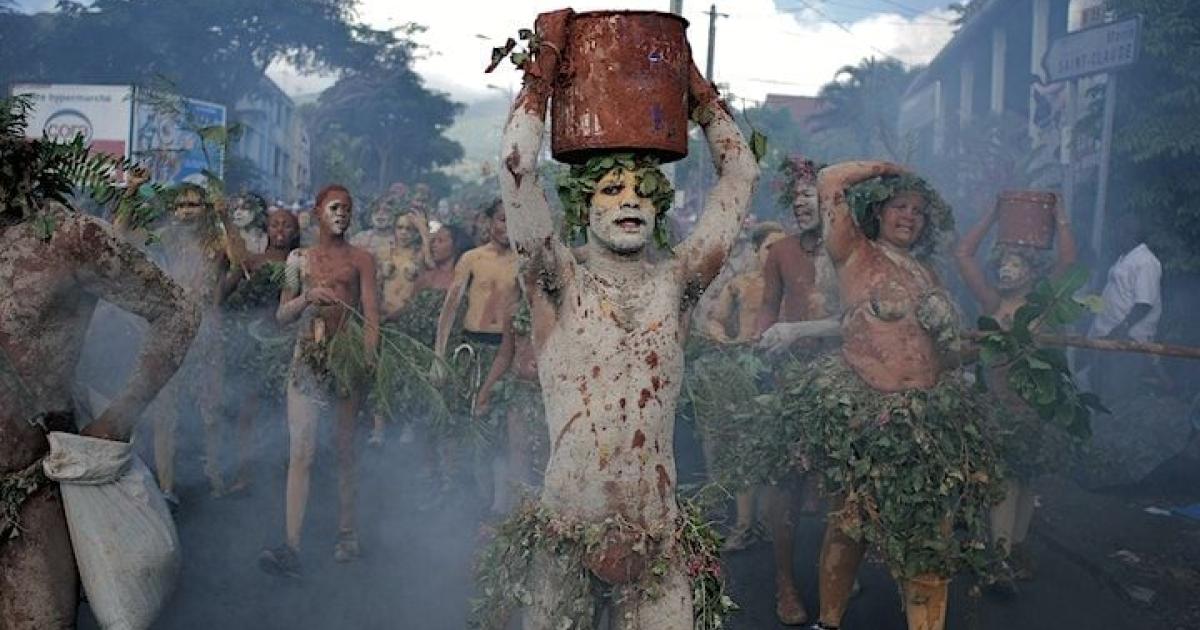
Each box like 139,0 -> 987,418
954,195 -> 1078,593
389,222 -> 473,501
216,207 -> 302,496
785,161 -> 1004,630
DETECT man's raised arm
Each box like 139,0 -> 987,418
500,9 -> 573,297
677,65 -> 760,294
65,213 -> 199,440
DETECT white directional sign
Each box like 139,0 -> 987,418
1043,16 -> 1141,83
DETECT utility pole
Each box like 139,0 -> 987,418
704,4 -> 728,82
670,0 -> 683,14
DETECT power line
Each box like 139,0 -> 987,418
873,0 -> 949,20
792,0 -> 905,62
778,3 -> 952,26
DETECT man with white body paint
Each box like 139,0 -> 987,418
496,10 -> 759,628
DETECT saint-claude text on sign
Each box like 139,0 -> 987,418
1043,16 -> 1141,83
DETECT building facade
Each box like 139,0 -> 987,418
233,76 -> 310,204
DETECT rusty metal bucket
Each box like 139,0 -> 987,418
551,11 -> 691,164
995,190 -> 1057,249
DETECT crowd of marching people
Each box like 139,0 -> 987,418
0,11 -> 1170,625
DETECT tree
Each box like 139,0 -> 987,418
1105,0 -> 1200,271
947,0 -> 987,29
306,33 -> 463,198
1,1 -> 464,202
808,57 -> 920,160
0,0 -> 389,111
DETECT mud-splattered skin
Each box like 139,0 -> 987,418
818,162 -> 945,392
503,26 -> 757,539
0,205 -> 198,629
534,261 -> 688,523
499,19 -> 756,622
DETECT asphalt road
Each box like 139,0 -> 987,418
76,414 -> 1140,630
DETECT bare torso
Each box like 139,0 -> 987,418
460,244 -> 519,334
292,244 -> 369,339
536,261 -> 684,527
385,246 -> 422,313
240,227 -> 267,257
728,274 -> 764,342
766,235 -> 827,323
839,242 -> 942,392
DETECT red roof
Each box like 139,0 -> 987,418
763,94 -> 828,129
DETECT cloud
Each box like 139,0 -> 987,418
342,0 -> 955,103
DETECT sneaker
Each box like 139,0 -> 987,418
333,531 -> 361,563
368,429 -> 385,447
259,545 -> 302,578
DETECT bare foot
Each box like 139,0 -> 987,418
776,585 -> 809,625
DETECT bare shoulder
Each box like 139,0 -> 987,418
458,246 -> 484,267
349,245 -> 375,269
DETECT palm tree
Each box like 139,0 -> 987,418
809,57 -> 917,160
947,0 -> 988,29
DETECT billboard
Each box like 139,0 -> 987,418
9,83 -> 134,159
133,94 -> 227,185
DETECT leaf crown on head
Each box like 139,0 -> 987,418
847,173 -> 954,260
777,155 -> 821,211
555,152 -> 675,250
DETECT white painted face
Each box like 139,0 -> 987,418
317,191 -> 353,236
996,252 -> 1034,290
587,168 -> 656,255
792,182 -> 820,232
231,199 -> 257,229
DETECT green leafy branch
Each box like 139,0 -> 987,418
973,265 -> 1108,440
2,94 -> 165,238
484,27 -> 540,73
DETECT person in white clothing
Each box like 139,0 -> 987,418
1085,220 -> 1171,395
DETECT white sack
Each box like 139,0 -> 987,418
42,432 -> 180,630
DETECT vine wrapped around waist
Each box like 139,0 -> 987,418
471,497 -> 734,630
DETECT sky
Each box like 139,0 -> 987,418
271,0 -> 958,103
14,0 -> 959,103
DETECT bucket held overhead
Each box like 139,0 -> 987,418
551,11 -> 691,164
995,190 -> 1059,249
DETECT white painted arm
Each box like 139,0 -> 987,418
676,101 -> 760,295
500,83 -> 573,301
757,318 -> 843,354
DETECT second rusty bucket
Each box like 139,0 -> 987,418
995,190 -> 1058,249
551,11 -> 691,164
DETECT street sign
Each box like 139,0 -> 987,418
1043,16 -> 1141,83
